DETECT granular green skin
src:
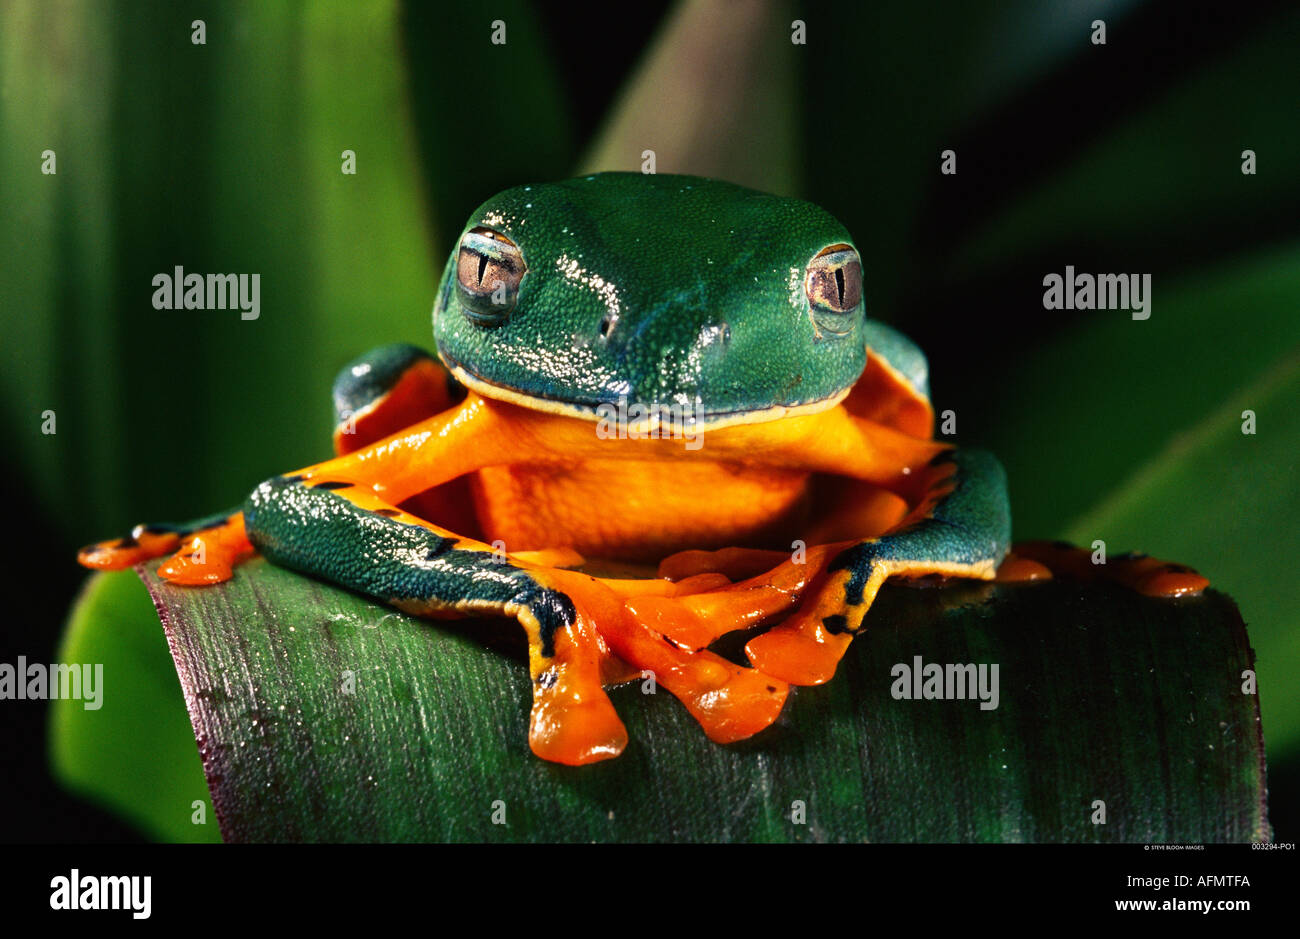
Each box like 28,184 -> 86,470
433,172 -> 872,417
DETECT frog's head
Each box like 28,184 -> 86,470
433,172 -> 868,428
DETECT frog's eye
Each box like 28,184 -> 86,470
805,244 -> 863,333
456,227 -> 526,325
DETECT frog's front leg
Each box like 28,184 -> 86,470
745,449 -> 1011,684
244,476 -> 627,764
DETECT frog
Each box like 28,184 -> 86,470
79,172 -> 1208,765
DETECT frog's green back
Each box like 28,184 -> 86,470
433,173 -> 879,424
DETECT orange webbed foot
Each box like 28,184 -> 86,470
617,627 -> 791,744
744,615 -> 853,687
998,540 -> 1209,597
626,544 -> 853,687
156,514 -> 255,585
549,569 -> 792,746
79,528 -> 183,571
743,564 -> 862,686
79,512 -> 254,585
521,585 -> 629,765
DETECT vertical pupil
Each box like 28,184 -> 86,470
477,254 -> 489,286
834,267 -> 845,306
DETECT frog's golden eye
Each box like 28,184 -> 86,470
805,244 -> 863,332
456,227 -> 526,325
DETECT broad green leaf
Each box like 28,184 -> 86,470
56,560 -> 1267,842
50,570 -> 219,843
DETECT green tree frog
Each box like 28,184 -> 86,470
80,173 -> 1207,764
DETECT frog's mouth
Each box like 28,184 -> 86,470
440,357 -> 852,433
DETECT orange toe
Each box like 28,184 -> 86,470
528,693 -> 628,765
669,657 -> 790,744
78,530 -> 181,571
156,515 -> 254,586
745,621 -> 852,687
623,584 -> 792,651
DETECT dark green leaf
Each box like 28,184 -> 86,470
57,559 -> 1268,842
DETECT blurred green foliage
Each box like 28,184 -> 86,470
1,0 -> 1293,836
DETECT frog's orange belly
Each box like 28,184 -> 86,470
466,460 -> 815,563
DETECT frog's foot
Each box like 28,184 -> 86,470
77,510 -> 252,584
629,546 -> 925,689
411,574 -> 628,766
623,449 -> 997,687
996,540 -> 1209,597
604,616 -> 791,744
155,513 -> 256,585
625,544 -> 843,652
547,569 -> 790,744
79,528 -> 185,571
620,452 -> 1007,687
506,588 -> 629,765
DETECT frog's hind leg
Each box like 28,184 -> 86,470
745,449 -> 1011,685
331,343 -> 461,455
78,510 -> 253,585
243,474 -> 627,765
